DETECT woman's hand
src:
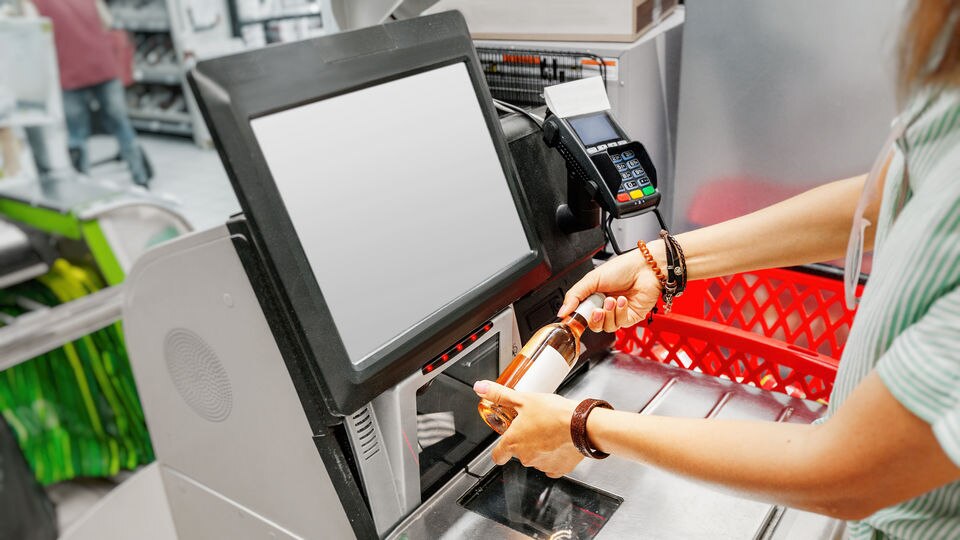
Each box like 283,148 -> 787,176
474,380 -> 584,478
556,245 -> 663,332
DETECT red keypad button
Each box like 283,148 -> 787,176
616,193 -> 630,202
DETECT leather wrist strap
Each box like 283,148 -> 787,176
570,398 -> 613,459
658,230 -> 687,313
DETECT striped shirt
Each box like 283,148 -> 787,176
827,88 -> 960,539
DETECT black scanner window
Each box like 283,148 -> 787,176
460,460 -> 622,540
417,337 -> 500,500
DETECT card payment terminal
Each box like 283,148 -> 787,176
542,110 -> 660,220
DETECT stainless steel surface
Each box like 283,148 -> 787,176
123,226 -> 354,539
388,353 -> 835,539
0,285 -> 123,372
672,0 -> 902,231
764,508 -> 846,540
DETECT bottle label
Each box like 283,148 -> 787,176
513,346 -> 571,394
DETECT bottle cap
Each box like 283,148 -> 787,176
573,293 -> 606,319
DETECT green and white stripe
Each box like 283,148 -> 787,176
828,89 -> 960,539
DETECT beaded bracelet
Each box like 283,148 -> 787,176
636,240 -> 666,289
637,240 -> 666,323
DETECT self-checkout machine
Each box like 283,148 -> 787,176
87,11 -> 846,540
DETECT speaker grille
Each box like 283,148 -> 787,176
164,329 -> 233,422
350,407 -> 380,460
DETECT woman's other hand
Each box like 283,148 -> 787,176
556,246 -> 663,333
474,380 -> 584,478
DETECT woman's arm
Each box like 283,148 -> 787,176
476,371 -> 960,520
557,174 -> 871,331
663,173 -> 869,281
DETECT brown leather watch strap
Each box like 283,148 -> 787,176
570,398 -> 613,459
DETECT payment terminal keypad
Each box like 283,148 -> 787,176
610,148 -> 654,202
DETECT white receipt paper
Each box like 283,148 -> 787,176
543,76 -> 611,119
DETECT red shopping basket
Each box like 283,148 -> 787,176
615,267 -> 861,403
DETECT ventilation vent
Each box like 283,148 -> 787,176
164,329 -> 233,422
351,407 -> 380,461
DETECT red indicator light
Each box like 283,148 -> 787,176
484,324 -> 492,331
456,343 -> 464,352
441,354 -> 449,362
470,334 -> 478,341
424,364 -> 434,372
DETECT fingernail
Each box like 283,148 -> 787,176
474,381 -> 490,395
592,310 -> 603,322
604,297 -> 615,310
556,302 -> 569,316
617,296 -> 627,308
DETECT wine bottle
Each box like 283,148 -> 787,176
478,293 -> 604,434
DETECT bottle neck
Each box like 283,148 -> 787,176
562,312 -> 589,340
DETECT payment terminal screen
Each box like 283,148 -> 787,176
568,113 -> 620,146
250,63 -> 534,367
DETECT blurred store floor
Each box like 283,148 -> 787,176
87,133 -> 239,232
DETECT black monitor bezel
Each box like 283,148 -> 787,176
189,12 -> 549,416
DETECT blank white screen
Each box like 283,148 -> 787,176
250,63 -> 533,366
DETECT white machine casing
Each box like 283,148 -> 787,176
123,223 -> 522,538
124,225 -> 355,539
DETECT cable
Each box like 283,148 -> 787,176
492,98 -> 544,127
493,99 -> 544,126
603,209 -> 671,256
604,212 -> 630,255
653,208 -> 669,232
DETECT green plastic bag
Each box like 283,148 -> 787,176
0,260 -> 154,484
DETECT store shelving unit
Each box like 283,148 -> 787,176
107,0 -> 194,141
106,0 -> 337,146
227,0 -> 334,48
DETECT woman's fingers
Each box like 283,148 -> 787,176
557,270 -> 601,317
491,439 -> 512,465
614,296 -> 629,328
474,380 -> 524,408
602,296 -> 620,333
588,308 -> 605,332
585,296 -> 633,333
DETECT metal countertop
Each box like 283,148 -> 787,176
389,353 -> 841,540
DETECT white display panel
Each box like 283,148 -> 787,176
251,63 -> 533,366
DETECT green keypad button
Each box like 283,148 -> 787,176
642,186 -> 655,196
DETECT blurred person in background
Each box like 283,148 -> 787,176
30,0 -> 149,187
